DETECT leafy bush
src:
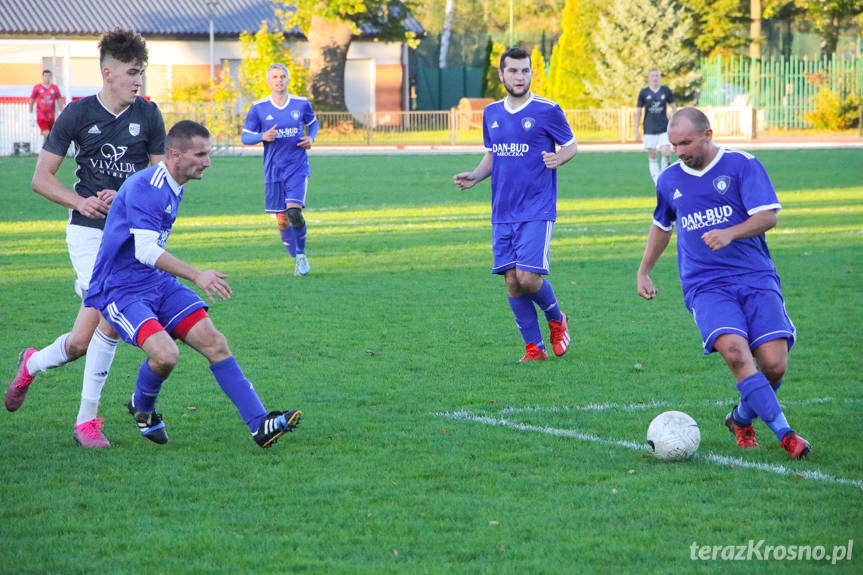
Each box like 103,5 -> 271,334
805,87 -> 861,130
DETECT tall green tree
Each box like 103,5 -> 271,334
678,0 -> 751,56
546,0 -> 601,108
279,0 -> 419,110
237,22 -> 308,100
592,0 -> 701,107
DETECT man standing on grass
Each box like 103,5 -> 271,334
6,28 -> 165,448
242,63 -> 318,277
453,47 -> 577,362
84,120 -> 302,448
29,69 -> 65,138
635,68 -> 677,184
636,107 -> 810,460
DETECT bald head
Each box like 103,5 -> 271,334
669,107 -> 711,133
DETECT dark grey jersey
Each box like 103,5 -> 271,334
636,85 -> 675,135
44,95 -> 166,229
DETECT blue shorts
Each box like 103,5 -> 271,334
100,277 -> 208,346
491,220 -> 554,275
690,284 -> 795,355
265,174 -> 308,212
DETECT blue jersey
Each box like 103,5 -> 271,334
482,93 -> 575,224
243,95 -> 317,183
653,147 -> 782,307
85,163 -> 182,310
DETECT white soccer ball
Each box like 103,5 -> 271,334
646,410 -> 700,461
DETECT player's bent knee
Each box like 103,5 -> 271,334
287,207 -> 305,229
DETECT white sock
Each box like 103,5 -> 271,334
660,156 -> 669,171
76,328 -> 119,424
648,159 -> 660,184
26,333 -> 70,374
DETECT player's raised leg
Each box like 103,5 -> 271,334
180,309 -> 302,447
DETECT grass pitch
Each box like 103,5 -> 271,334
0,149 -> 861,574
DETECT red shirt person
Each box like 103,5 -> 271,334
29,70 -> 65,135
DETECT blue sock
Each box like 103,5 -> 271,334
734,400 -> 756,425
294,224 -> 307,255
736,372 -> 793,441
525,279 -> 563,323
509,296 -> 544,350
210,356 -> 267,432
133,360 -> 166,412
279,227 -> 296,258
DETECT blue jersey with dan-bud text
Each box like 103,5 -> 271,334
243,95 -> 316,182
85,163 -> 182,310
482,93 -> 575,223
653,147 -> 782,308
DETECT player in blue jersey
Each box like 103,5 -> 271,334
637,107 -> 810,460
453,47 -> 578,362
85,121 -> 302,448
6,28 -> 165,448
242,63 -> 318,277
635,69 -> 677,184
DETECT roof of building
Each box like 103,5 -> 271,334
0,0 -> 423,38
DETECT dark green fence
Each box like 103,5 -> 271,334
700,54 -> 863,129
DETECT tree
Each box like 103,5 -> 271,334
530,47 -> 549,97
678,0 -> 751,57
592,0 -> 701,107
794,0 -> 863,56
483,41 -> 507,99
280,0 -> 419,110
546,0 -> 601,108
237,22 -> 309,100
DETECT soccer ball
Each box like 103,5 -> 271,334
646,410 -> 700,461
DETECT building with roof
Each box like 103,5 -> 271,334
0,0 -> 423,114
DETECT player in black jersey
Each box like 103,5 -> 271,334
635,68 -> 677,184
5,28 -> 166,448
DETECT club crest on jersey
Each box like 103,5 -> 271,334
522,117 -> 535,131
291,110 -> 300,121
129,123 -> 140,137
713,175 -> 731,195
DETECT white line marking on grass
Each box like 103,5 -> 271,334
434,407 -> 863,490
497,396 -> 861,416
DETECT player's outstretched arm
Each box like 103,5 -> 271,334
32,149 -> 110,219
454,152 -> 493,191
153,251 -> 232,303
637,224 -> 672,300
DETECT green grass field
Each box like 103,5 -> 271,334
1,149 -> 861,574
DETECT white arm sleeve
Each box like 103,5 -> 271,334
132,228 -> 165,266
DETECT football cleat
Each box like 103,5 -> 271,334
125,396 -> 168,444
74,418 -> 111,448
519,343 -> 548,362
253,409 -> 302,448
724,410 -> 758,448
5,347 -> 38,412
548,312 -> 571,357
781,432 -> 811,460
294,254 -> 310,276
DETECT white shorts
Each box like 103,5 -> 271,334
66,224 -> 103,299
643,132 -> 671,150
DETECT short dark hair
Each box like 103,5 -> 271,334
42,70 -> 52,75
99,27 -> 148,65
499,47 -> 530,70
166,120 -> 210,151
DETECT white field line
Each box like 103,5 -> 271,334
434,399 -> 863,490
495,396 -> 858,416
